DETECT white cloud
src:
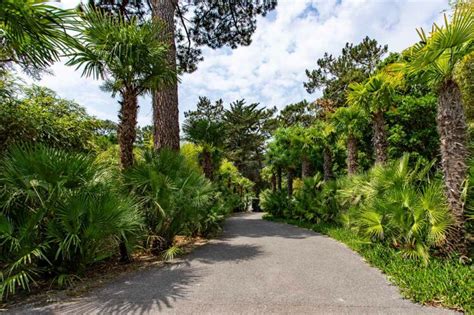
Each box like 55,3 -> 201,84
31,0 -> 449,126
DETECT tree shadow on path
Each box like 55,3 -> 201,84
24,242 -> 264,315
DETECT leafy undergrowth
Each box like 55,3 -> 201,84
264,214 -> 473,314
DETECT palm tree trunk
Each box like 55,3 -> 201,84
201,147 -> 213,179
323,146 -> 334,181
271,172 -> 276,193
301,154 -> 313,178
151,0 -> 180,151
373,110 -> 388,164
117,88 -> 138,263
438,79 -> 469,256
347,134 -> 358,175
276,166 -> 282,191
287,168 -> 294,197
118,88 -> 138,170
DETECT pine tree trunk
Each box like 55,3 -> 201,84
347,134 -> 358,175
323,146 -> 334,181
276,166 -> 282,191
287,168 -> 294,197
437,79 -> 469,256
118,88 -> 138,170
301,154 -> 313,178
373,110 -> 388,164
201,147 -> 213,180
151,0 -> 180,151
271,172 -> 276,193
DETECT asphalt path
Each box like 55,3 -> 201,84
13,212 -> 456,314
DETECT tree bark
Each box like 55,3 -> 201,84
287,168 -> 294,197
271,172 -> 276,193
323,146 -> 334,181
372,110 -> 388,164
117,88 -> 138,263
201,147 -> 213,180
347,134 -> 358,175
437,79 -> 469,256
151,0 -> 180,151
301,154 -> 313,178
276,166 -> 282,192
118,88 -> 138,170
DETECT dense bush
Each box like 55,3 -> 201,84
124,149 -> 230,252
261,174 -> 340,224
0,86 -> 101,153
0,145 -> 142,300
260,189 -> 292,217
337,154 -> 451,262
217,159 -> 254,212
264,155 -> 452,263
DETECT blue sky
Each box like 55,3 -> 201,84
27,0 -> 449,126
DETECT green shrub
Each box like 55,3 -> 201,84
124,149 -> 228,252
259,189 -> 292,217
0,145 -> 142,300
337,155 -> 451,262
0,86 -> 101,153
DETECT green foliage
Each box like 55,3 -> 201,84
259,189 -> 292,218
223,99 -> 276,191
331,104 -> 370,141
0,145 -> 142,300
405,4 -> 474,87
183,97 -> 226,178
90,0 -> 276,73
386,94 -> 439,160
295,176 -> 340,223
0,85 -> 102,153
339,155 -> 451,262
217,159 -> 254,212
277,100 -> 318,128
304,36 -> 388,107
264,215 -> 472,313
0,0 -> 76,77
347,70 -> 402,114
456,51 -> 474,119
68,8 -> 176,94
124,149 -> 229,251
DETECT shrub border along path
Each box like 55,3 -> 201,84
264,214 -> 473,314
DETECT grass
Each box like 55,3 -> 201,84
264,214 -> 473,314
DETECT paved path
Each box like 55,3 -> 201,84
14,213 -> 455,315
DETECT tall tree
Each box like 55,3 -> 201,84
224,99 -> 276,196
0,0 -> 76,77
278,100 -> 318,128
68,9 -> 176,170
266,127 -> 300,197
331,105 -> 369,175
304,36 -> 388,107
347,72 -> 401,164
309,121 -> 336,181
91,0 -> 277,150
406,4 -> 473,256
183,97 -> 225,179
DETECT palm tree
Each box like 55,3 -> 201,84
406,4 -> 473,255
67,9 -> 176,170
182,118 -> 225,179
348,72 -> 400,164
331,105 -> 369,175
0,0 -> 76,76
309,120 -> 336,181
